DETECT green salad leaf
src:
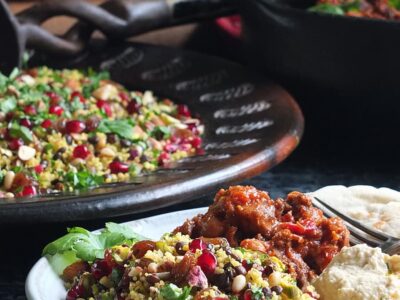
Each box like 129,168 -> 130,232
0,97 -> 17,113
64,170 -> 104,189
97,119 -> 135,140
42,223 -> 145,264
309,1 -> 360,15
9,123 -> 33,143
160,284 -> 192,300
309,3 -> 345,15
389,0 -> 400,9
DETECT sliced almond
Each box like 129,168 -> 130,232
100,147 -> 115,158
18,145 -> 36,161
3,171 -> 15,190
92,84 -> 118,100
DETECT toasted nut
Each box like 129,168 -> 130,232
0,148 -> 12,157
147,262 -> 158,273
268,272 -> 282,287
18,145 -> 36,161
232,274 -> 246,293
100,147 -> 115,158
4,171 -> 15,190
96,135 -> 107,150
142,91 -> 155,105
92,84 -> 118,100
20,74 -> 35,86
5,192 -> 14,198
71,158 -> 85,166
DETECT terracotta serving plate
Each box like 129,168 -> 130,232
0,41 -> 303,224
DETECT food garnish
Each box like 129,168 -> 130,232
0,67 -> 203,200
309,0 -> 400,20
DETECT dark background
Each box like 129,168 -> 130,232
2,3 -> 400,299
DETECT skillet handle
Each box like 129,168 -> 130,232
16,0 -> 237,57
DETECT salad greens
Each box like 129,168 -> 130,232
160,284 -> 192,300
43,223 -> 146,274
97,119 -> 136,140
309,1 -> 360,15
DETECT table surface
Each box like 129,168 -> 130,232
3,2 -> 400,299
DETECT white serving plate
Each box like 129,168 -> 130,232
25,207 -> 207,300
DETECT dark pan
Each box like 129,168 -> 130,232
0,41 -> 303,224
240,0 -> 400,97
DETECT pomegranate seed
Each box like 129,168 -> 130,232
129,149 -> 140,160
119,92 -> 130,102
164,144 -> 178,153
71,91 -> 85,103
242,260 -> 253,271
49,105 -> 64,116
5,112 -> 14,122
158,152 -> 170,166
96,100 -> 112,117
109,161 -> 129,174
66,282 -> 86,300
197,250 -> 217,275
46,92 -> 61,105
34,164 -> 44,173
19,118 -> 32,129
189,238 -> 207,252
177,104 -> 191,117
91,259 -> 112,280
41,119 -> 52,129
187,122 -> 198,134
242,289 -> 252,300
66,120 -> 86,134
8,138 -> 23,150
21,185 -> 37,197
170,136 -> 181,144
24,105 -> 36,115
104,249 -> 117,268
73,145 -> 90,159
85,116 -> 100,132
127,100 -> 140,114
191,136 -> 202,149
178,143 -> 192,151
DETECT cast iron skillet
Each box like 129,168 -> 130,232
240,0 -> 400,97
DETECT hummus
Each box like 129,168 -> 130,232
313,244 -> 400,300
310,185 -> 400,238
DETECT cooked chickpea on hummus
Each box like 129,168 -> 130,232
0,67 -> 203,199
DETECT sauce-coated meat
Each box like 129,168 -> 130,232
174,186 -> 349,287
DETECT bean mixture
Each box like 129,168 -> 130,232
0,67 -> 203,200
60,233 -> 317,300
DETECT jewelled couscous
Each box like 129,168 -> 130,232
0,67 -> 203,199
43,223 -> 318,300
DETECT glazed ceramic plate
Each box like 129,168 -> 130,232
25,207 -> 207,300
0,41 -> 303,224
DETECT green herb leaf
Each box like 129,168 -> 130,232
9,68 -> 19,80
160,284 -> 192,300
151,126 -> 171,140
9,123 -> 33,143
42,223 -> 144,263
251,287 -> 264,300
0,97 -> 17,113
64,170 -> 104,189
97,119 -> 134,140
389,0 -> 400,9
105,222 -> 147,241
309,3 -> 345,15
